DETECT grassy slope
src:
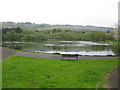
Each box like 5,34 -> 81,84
100,40 -> 119,45
2,56 -> 118,88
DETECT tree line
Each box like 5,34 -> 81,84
2,27 -> 115,42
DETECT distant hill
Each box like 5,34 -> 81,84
1,22 -> 114,32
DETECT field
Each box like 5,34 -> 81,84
2,56 -> 118,88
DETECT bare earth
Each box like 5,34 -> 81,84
2,48 -> 120,88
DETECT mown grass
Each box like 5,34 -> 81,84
2,56 -> 119,88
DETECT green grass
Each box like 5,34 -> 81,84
2,56 -> 119,88
99,40 -> 120,45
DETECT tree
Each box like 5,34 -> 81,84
81,31 -> 107,41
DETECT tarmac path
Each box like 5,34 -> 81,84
2,48 -> 119,60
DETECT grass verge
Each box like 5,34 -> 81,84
2,56 -> 119,88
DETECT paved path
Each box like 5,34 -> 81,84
15,51 -> 119,60
2,48 -> 119,60
2,48 -> 17,59
15,51 -> 62,59
107,65 -> 119,88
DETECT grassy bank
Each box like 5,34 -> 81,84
99,40 -> 119,45
3,56 -> 119,88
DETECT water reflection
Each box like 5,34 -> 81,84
2,40 -> 117,55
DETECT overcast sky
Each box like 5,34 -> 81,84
0,0 -> 119,27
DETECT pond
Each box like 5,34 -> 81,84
2,40 -> 117,56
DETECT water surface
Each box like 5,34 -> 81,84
3,40 -> 116,55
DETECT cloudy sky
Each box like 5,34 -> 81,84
0,0 -> 119,27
